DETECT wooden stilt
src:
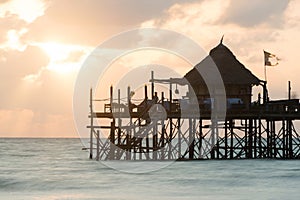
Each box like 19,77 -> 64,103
89,88 -> 93,159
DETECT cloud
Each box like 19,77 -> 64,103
0,45 -> 49,77
140,0 -> 290,59
220,0 -> 289,27
284,0 -> 300,28
0,14 -> 27,45
139,0 -> 300,101
141,0 -> 233,49
141,0 -> 290,52
0,0 -> 48,50
1,0 -> 203,138
0,0 -> 48,23
143,0 -> 228,28
25,0 -> 198,46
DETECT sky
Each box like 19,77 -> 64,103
0,0 -> 299,138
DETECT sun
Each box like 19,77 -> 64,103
40,42 -> 72,62
37,42 -> 88,74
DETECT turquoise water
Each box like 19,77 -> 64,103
0,138 -> 299,200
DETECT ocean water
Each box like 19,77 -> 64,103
0,138 -> 299,200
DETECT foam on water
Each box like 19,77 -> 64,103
0,138 -> 299,200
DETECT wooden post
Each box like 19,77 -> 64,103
161,121 -> 165,160
272,120 -> 276,158
127,86 -> 131,160
192,118 -> 196,159
153,89 -> 159,159
139,138 -> 142,160
270,120 -> 274,158
151,71 -> 154,98
110,86 -> 113,112
89,88 -> 93,159
161,92 -> 165,160
216,120 -> 220,159
110,120 -> 115,160
144,84 -> 150,159
216,119 -> 220,159
169,82 -> 172,113
230,120 -> 234,159
211,119 -> 215,159
249,119 -> 253,158
144,85 -> 148,100
153,121 -> 157,160
189,118 -> 194,159
258,118 -> 262,158
287,120 -> 290,158
140,85 -> 145,160
288,119 -> 293,158
282,120 -> 286,158
224,120 -> 228,159
254,119 -> 257,158
178,118 -> 181,159
199,118 -> 203,159
245,119 -> 248,158
168,118 -> 173,160
168,84 -> 173,159
117,89 -> 122,158
117,89 -> 121,145
146,133 -> 150,160
266,120 -> 270,158
288,81 -> 291,100
96,130 -> 100,161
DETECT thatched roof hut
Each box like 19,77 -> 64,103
184,41 -> 263,109
184,42 -> 261,86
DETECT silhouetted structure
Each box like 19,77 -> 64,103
86,41 -> 300,161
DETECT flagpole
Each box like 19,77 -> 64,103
264,64 -> 267,82
263,50 -> 267,82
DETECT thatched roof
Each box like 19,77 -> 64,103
184,42 -> 262,86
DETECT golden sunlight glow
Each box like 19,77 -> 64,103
0,0 -> 46,23
47,63 -> 80,74
37,42 -> 91,74
40,42 -> 72,62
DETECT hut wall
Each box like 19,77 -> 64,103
189,84 -> 252,110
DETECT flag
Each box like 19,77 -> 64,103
264,50 -> 279,66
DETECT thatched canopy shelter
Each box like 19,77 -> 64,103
185,42 -> 261,86
184,41 -> 263,109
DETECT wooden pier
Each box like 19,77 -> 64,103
86,42 -> 300,161
87,86 -> 300,161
